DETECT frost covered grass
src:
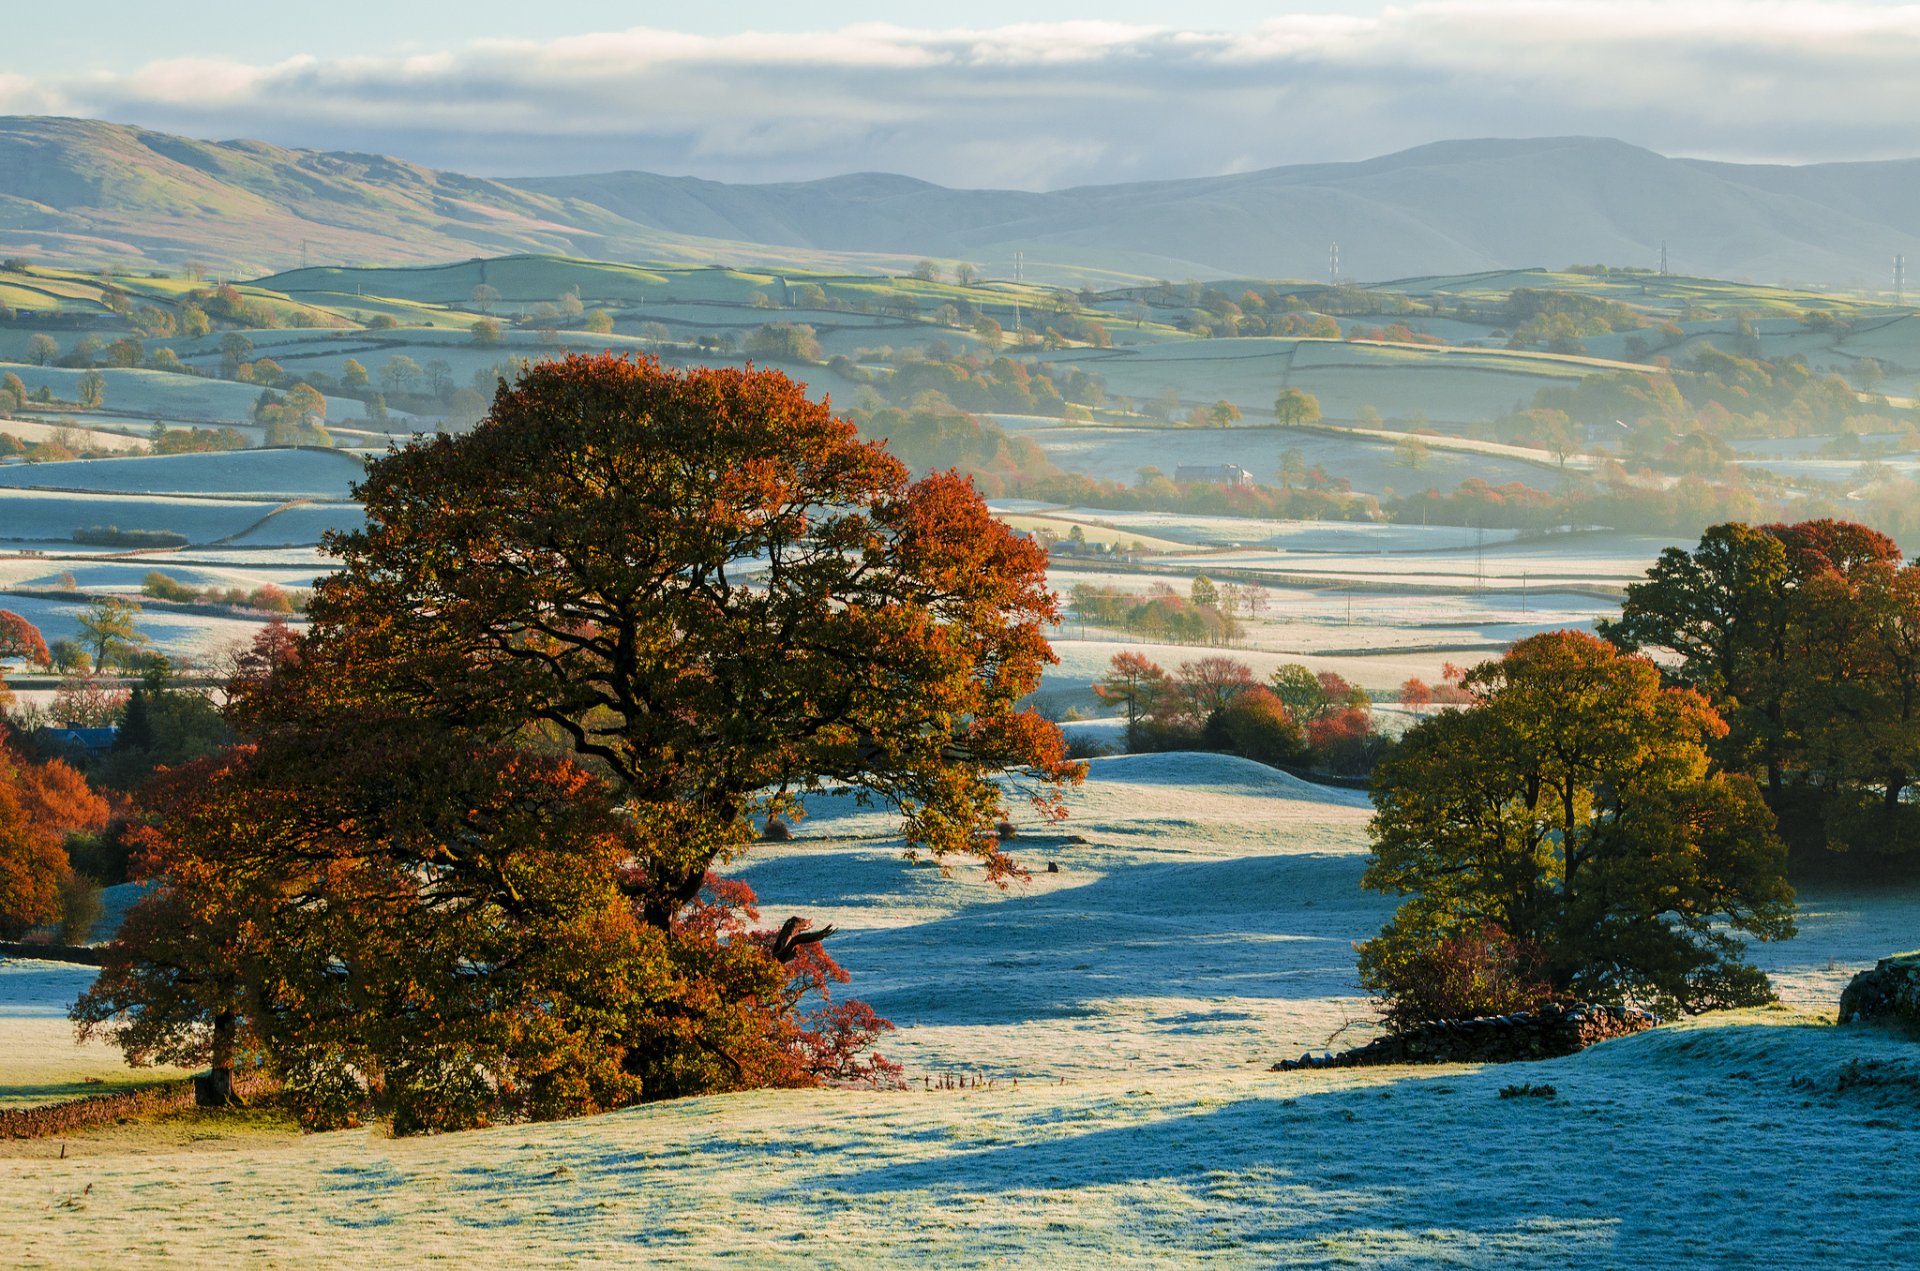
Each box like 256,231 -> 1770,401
1184,536 -> 1669,590
0,449 -> 367,500
226,502 -> 367,546
0,593 -> 281,662
1,752 -> 1914,1267
1007,507 -> 1528,553
0,365 -> 358,424
993,421 -> 1556,493
0,487 -> 282,544
0,961 -> 188,1108
0,420 -> 147,452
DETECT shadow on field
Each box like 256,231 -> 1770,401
738,849 -> 1396,1030
797,1020 -> 1914,1264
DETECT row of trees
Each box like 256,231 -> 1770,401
1070,582 -> 1246,647
1358,516 -> 1920,1027
1095,653 -> 1386,776
1602,518 -> 1920,870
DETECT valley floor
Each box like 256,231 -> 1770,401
1,753 -> 1914,1268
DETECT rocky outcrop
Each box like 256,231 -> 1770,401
1839,952 -> 1920,1034
1272,1003 -> 1660,1071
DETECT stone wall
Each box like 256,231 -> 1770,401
1273,1003 -> 1660,1071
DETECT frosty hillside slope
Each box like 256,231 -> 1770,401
2,751 -> 1914,1267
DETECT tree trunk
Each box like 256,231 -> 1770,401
195,1010 -> 244,1108
193,1066 -> 242,1108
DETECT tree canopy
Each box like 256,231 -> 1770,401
1274,387 -> 1321,426
318,352 -> 1076,905
1602,518 -> 1920,865
1362,630 -> 1794,1017
0,731 -> 108,939
80,354 -> 1077,1129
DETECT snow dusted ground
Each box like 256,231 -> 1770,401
1,751 -> 1915,1267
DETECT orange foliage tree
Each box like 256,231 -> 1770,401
81,355 -> 1078,1129
0,610 -> 51,708
0,731 -> 109,938
318,353 -> 1076,911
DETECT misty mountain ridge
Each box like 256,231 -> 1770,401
0,116 -> 1914,288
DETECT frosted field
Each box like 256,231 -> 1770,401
0,450 -> 367,500
0,419 -> 147,452
1043,555 -> 1624,697
1175,533 -> 1671,592
0,488 -> 283,545
0,365 -> 360,425
990,422 -> 1561,495
227,503 -> 366,546
1737,456 -> 1920,482
1,752 -> 1913,1268
0,593 -> 282,663
1003,506 -> 1530,552
0,556 -> 323,595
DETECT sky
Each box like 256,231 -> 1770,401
5,1 -> 1920,188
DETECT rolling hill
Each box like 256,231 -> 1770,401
4,119 -> 1920,288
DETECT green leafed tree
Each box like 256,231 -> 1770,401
76,596 -> 148,671
1274,387 -> 1321,426
1361,630 -> 1795,1017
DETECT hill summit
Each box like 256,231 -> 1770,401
1,117 -> 1916,287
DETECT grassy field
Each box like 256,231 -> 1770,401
1,752 -> 1912,1267
0,489 -> 285,545
987,420 -> 1565,494
0,961 -> 189,1108
0,449 -> 366,499
0,420 -> 148,452
0,365 -> 361,425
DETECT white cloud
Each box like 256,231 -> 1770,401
21,3 -> 1920,185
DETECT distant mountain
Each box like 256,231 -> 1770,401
2,117 -> 1916,288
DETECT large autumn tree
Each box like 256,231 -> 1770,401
1362,631 -> 1794,1017
318,353 -> 1075,909
81,355 -> 1076,1128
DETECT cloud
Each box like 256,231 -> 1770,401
23,3 -> 1920,185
